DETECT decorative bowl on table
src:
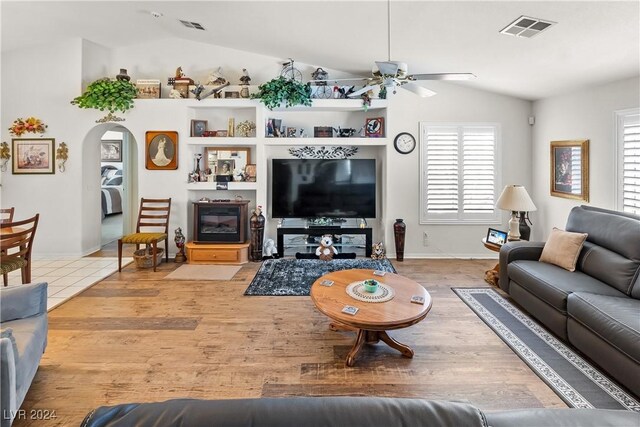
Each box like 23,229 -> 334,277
363,279 -> 379,293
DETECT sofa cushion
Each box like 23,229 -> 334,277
577,242 -> 640,296
567,293 -> 640,364
539,228 -> 587,272
566,206 -> 640,262
508,260 -> 626,312
8,315 -> 48,403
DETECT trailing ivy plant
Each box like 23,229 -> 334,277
71,78 -> 137,113
251,76 -> 312,110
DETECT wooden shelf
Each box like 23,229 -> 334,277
186,182 -> 258,191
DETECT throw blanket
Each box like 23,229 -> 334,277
101,186 -> 123,218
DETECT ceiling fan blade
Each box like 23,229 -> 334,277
347,85 -> 378,98
409,73 -> 476,81
375,61 -> 400,76
402,82 -> 437,97
309,78 -> 370,85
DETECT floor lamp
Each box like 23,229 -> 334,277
496,185 -> 537,241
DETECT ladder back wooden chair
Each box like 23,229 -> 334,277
118,198 -> 171,272
0,207 -> 15,224
1,214 -> 39,286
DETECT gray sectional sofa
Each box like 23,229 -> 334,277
81,397 -> 640,427
0,282 -> 48,427
499,205 -> 640,396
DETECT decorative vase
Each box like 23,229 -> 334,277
240,86 -> 250,98
393,218 -> 406,262
174,227 -> 186,263
116,68 -> 131,82
250,206 -> 266,262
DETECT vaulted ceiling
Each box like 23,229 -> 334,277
2,1 -> 639,100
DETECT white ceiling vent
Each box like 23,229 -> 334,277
500,16 -> 555,38
179,20 -> 205,31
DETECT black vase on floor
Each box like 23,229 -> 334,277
250,207 -> 265,262
393,219 -> 406,262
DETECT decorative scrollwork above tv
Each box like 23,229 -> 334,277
288,146 -> 358,159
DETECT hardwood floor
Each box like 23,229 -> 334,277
16,259 -> 565,426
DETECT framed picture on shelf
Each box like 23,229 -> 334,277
206,147 -> 250,175
365,117 -> 384,137
550,139 -> 589,201
145,131 -> 178,170
245,164 -> 256,182
217,159 -> 235,175
191,119 -> 208,137
286,127 -> 297,138
486,228 -> 508,246
136,79 -> 161,99
101,140 -> 122,162
12,138 -> 55,174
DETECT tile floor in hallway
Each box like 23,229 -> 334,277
6,256 -> 133,311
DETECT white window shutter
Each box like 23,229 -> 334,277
421,123 -> 500,224
621,114 -> 640,214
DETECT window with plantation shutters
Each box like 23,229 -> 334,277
616,109 -> 640,215
420,123 -> 500,224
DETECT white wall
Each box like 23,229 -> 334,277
530,76 -> 640,240
385,83 -> 532,258
1,36 -> 533,258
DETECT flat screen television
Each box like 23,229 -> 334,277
271,159 -> 376,218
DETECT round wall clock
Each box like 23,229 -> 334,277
394,132 -> 416,154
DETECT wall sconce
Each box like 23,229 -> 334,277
0,142 -> 10,172
56,142 -> 68,173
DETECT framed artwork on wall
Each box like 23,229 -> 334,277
550,139 -> 589,201
12,138 -> 55,174
101,140 -> 122,162
145,131 -> 178,170
365,117 -> 384,137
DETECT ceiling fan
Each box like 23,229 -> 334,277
312,0 -> 476,98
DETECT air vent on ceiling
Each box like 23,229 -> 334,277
179,20 -> 205,31
500,16 -> 555,38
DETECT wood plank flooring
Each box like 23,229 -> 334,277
15,258 -> 565,426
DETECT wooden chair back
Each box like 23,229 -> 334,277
0,207 -> 15,224
135,198 -> 171,234
1,214 -> 39,260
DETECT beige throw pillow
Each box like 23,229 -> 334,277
539,228 -> 588,272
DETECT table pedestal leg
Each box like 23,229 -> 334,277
345,329 -> 414,366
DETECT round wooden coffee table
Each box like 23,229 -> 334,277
310,269 -> 432,366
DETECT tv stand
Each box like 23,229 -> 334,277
277,226 -> 372,257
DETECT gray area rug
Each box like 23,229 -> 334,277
453,287 -> 640,411
244,258 -> 396,296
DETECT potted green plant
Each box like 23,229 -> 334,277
71,78 -> 137,114
251,76 -> 312,110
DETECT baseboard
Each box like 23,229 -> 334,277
402,253 -> 498,260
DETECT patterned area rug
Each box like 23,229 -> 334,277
454,288 -> 640,411
244,258 -> 396,296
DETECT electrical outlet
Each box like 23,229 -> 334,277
423,232 -> 429,246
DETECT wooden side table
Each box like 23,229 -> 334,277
482,237 -> 502,287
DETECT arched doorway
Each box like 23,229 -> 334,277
80,123 -> 138,256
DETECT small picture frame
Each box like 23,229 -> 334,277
101,140 -> 122,162
145,131 -> 178,170
365,117 -> 384,137
341,305 -> 359,315
225,91 -> 240,98
286,127 -> 297,138
216,130 -> 228,137
191,120 -> 208,137
486,228 -> 508,246
217,159 -> 235,175
136,79 -> 161,99
244,164 -> 257,182
12,138 -> 55,174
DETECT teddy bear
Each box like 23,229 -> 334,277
263,238 -> 278,259
316,234 -> 338,261
371,241 -> 386,259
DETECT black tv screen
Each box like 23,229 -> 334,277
271,159 -> 376,218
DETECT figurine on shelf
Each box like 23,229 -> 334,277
175,67 -> 185,79
207,67 -> 227,86
193,153 -> 202,181
191,83 -> 206,100
239,68 -> 251,85
174,227 -> 186,263
169,88 -> 182,99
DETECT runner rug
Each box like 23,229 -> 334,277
453,287 -> 639,411
244,258 -> 396,296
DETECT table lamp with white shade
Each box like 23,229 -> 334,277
496,185 -> 537,241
